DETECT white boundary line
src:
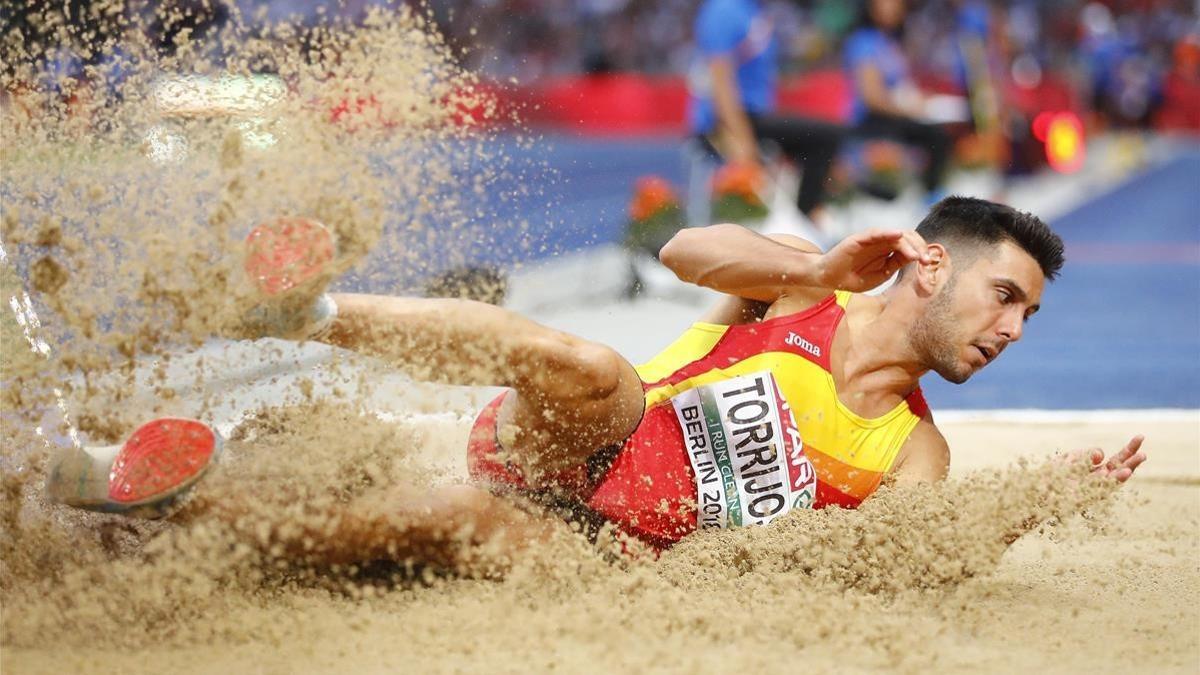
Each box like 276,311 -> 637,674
934,409 -> 1199,424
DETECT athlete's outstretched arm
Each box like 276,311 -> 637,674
890,419 -> 950,485
892,426 -> 1148,489
1059,436 -> 1148,484
998,436 -> 1148,545
892,432 -> 1148,547
660,224 -> 930,302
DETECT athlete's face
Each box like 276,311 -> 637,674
912,241 -> 1045,384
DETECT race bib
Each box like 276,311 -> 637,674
671,371 -> 817,529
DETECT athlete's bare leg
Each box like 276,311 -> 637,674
320,293 -> 646,479
50,221 -> 633,569
176,478 -> 566,572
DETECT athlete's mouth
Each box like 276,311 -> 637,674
973,344 -> 995,364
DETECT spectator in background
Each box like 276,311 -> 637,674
1157,28 -> 1200,131
1080,2 -> 1164,129
689,0 -> 845,221
952,0 -> 1004,131
844,0 -> 950,201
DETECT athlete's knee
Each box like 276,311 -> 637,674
572,343 -> 628,400
521,335 -> 626,402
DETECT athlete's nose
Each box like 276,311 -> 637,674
997,310 -> 1024,343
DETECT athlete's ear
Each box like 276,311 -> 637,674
914,243 -> 949,294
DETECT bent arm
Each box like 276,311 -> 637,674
892,426 -> 1148,546
890,418 -> 950,486
659,224 -> 826,302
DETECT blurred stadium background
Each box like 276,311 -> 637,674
3,0 -> 1198,413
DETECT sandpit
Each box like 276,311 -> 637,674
1,411 -> 1196,674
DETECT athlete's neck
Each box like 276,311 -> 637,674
838,291 -> 928,399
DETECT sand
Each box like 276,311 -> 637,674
2,4 -> 1198,673
1,412 -> 1196,674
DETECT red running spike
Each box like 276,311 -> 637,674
108,418 -> 217,504
244,216 -> 335,297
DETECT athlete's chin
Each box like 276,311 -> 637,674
934,363 -> 975,385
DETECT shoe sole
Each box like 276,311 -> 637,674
244,216 -> 336,297
106,417 -> 221,515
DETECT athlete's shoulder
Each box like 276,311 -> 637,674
764,290 -> 836,319
764,285 -> 875,324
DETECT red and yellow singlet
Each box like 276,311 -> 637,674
468,291 -> 929,548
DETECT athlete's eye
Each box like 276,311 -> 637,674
996,289 -> 1012,304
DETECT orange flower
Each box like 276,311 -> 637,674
863,142 -> 906,172
711,162 -> 765,204
629,175 -> 679,221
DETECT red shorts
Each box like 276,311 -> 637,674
466,391 -> 593,496
466,390 -> 702,549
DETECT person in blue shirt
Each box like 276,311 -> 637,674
844,0 -> 950,198
1080,5 -> 1163,128
689,0 -> 845,219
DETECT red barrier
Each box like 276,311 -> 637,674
1005,74 -> 1083,118
1156,73 -> 1200,132
520,73 -> 688,134
504,70 -> 853,134
775,69 -> 852,123
351,70 -> 1114,137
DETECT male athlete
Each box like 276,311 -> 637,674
47,197 -> 1147,565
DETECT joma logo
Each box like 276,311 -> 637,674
784,332 -> 821,357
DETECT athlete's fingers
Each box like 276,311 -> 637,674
892,237 -> 922,263
1107,435 -> 1145,470
857,229 -> 903,243
1125,451 -> 1148,472
907,229 -> 929,251
849,229 -> 900,250
883,251 -> 908,273
857,230 -> 929,269
1112,439 -> 1138,464
885,230 -> 921,258
1112,467 -> 1133,483
898,231 -> 931,263
1119,435 -> 1145,460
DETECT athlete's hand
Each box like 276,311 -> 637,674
1060,435 -> 1147,483
815,229 -> 930,292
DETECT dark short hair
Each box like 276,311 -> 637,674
915,196 -> 1065,280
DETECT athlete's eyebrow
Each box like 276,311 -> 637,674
994,277 -> 1040,313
